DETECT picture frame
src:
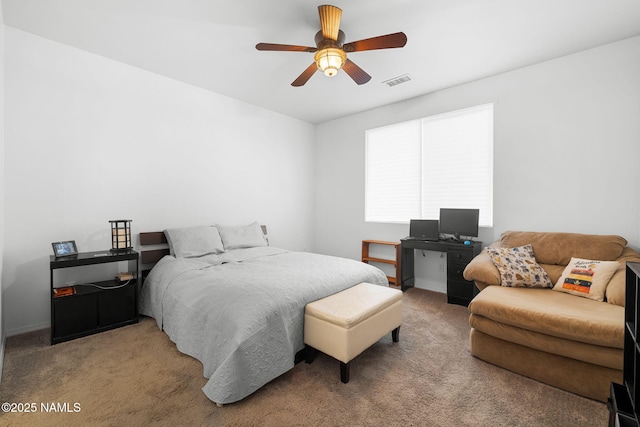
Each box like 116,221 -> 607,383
52,240 -> 78,258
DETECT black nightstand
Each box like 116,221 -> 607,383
50,250 -> 139,344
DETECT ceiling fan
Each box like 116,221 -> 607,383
256,5 -> 407,87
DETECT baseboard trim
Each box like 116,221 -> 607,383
414,280 -> 446,294
0,332 -> 5,384
6,320 -> 50,337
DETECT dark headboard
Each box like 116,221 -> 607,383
139,231 -> 169,282
139,232 -> 169,264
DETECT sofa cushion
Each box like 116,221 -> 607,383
469,314 -> 622,369
552,257 -> 619,302
468,286 -> 624,349
486,244 -> 552,288
500,231 -> 627,265
469,329 -> 621,402
539,263 -> 566,285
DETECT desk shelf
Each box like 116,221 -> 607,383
362,240 -> 401,287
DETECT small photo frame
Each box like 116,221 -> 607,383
52,240 -> 78,258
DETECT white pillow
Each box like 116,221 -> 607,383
216,222 -> 267,250
164,226 -> 224,258
552,257 -> 619,301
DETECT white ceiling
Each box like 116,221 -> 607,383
3,0 -> 640,124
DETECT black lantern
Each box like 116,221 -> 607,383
109,220 -> 132,252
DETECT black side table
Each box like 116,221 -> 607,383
50,250 -> 139,344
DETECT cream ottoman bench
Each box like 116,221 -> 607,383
304,282 -> 403,383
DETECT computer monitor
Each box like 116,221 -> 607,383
439,208 -> 479,241
409,219 -> 440,241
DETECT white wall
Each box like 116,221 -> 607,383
3,28 -> 315,335
0,6 -> 6,378
3,28 -> 640,333
314,36 -> 640,292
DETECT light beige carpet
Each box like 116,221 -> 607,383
0,288 -> 607,426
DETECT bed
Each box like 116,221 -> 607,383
138,222 -> 388,405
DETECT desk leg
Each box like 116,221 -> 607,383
400,246 -> 415,291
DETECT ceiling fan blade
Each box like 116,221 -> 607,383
343,32 -> 407,52
342,59 -> 371,85
318,5 -> 342,41
292,63 -> 319,87
256,43 -> 317,53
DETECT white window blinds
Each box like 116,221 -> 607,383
365,103 -> 493,226
365,120 -> 421,223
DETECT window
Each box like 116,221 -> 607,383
365,104 -> 493,226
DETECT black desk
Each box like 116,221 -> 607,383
400,239 -> 482,306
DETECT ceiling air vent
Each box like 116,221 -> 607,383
382,74 -> 412,87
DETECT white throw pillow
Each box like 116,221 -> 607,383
164,226 -> 224,258
552,257 -> 619,301
216,222 -> 268,250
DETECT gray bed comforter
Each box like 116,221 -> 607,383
139,246 -> 388,404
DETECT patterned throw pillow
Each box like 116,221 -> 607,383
486,244 -> 552,288
552,257 -> 619,301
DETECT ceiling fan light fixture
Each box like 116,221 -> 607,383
314,47 -> 346,77
256,5 -> 407,86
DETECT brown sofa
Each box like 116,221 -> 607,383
463,231 -> 640,401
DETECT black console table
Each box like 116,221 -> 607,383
400,239 -> 482,306
50,250 -> 139,344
